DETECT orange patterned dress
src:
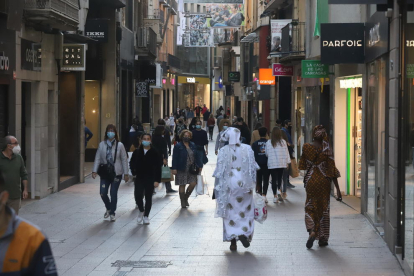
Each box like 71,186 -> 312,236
298,143 -> 340,242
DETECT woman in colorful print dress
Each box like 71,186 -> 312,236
298,125 -> 342,249
213,127 -> 259,251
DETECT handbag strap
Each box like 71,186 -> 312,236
113,142 -> 118,164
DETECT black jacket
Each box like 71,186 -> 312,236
163,126 -> 172,154
130,147 -> 162,182
152,135 -> 168,159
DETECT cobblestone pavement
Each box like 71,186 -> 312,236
19,138 -> 404,276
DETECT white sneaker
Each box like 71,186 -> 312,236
104,210 -> 110,218
143,216 -> 150,225
273,197 -> 278,203
110,215 -> 116,222
137,211 -> 144,224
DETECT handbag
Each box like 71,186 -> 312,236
196,175 -> 204,195
97,142 -> 118,181
254,192 -> 267,224
289,158 -> 299,178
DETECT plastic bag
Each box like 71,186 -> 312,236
254,192 -> 267,224
196,175 -> 204,195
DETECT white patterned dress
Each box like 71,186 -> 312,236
213,127 -> 259,243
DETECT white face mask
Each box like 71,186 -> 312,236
12,145 -> 21,155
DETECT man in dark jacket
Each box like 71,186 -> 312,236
251,127 -> 270,198
203,109 -> 211,130
235,117 -> 251,145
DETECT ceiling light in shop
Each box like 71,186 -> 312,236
340,78 -> 362,89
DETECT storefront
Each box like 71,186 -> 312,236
177,76 -> 211,110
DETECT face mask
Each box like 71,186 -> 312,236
107,132 -> 115,139
183,137 -> 191,142
12,145 -> 21,155
196,125 -> 201,129
142,141 -> 151,147
223,126 -> 228,130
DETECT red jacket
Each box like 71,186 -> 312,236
207,117 -> 215,126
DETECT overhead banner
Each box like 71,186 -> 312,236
186,14 -> 214,47
320,23 -> 365,64
184,0 -> 243,3
213,28 -> 237,44
206,4 -> 245,28
270,19 -> 292,53
328,0 -> 387,3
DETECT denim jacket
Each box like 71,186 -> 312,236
171,142 -> 202,171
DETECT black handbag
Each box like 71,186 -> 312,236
97,142 -> 118,181
189,162 -> 199,175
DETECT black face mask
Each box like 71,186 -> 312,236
183,137 -> 191,142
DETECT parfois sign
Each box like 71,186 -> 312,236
321,23 -> 365,64
272,63 -> 293,76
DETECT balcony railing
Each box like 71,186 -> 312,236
136,27 -> 157,57
24,0 -> 79,30
280,22 -> 306,63
170,0 -> 178,15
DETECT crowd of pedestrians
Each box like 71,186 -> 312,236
0,104 -> 343,274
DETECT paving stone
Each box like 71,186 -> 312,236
18,129 -> 405,276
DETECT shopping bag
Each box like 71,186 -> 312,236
161,166 -> 174,182
254,192 -> 267,224
289,158 -> 299,178
196,175 -> 204,195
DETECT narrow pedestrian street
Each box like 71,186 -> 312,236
19,140 -> 403,276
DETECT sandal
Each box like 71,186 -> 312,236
238,235 -> 250,248
306,233 -> 316,249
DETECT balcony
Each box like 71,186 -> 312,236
159,0 -> 177,15
136,27 -> 157,58
279,22 -> 306,64
24,0 -> 79,31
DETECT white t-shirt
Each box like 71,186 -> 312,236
144,149 -> 148,155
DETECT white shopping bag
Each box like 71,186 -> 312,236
196,175 -> 204,195
254,192 -> 267,224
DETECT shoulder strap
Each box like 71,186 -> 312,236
114,142 -> 119,164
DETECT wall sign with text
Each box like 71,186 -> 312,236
0,53 -> 10,71
406,24 -> 414,78
228,72 -> 240,82
272,63 -> 293,76
61,44 -> 86,71
301,60 -> 329,79
321,23 -> 365,64
85,19 -> 109,42
365,12 -> 389,63
21,39 -> 41,71
259,68 -> 275,85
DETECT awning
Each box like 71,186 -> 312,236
241,33 -> 258,43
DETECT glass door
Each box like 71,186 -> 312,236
354,88 -> 362,197
366,59 -> 386,226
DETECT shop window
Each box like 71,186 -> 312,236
85,81 -> 100,149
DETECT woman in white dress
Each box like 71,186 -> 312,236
213,127 -> 259,251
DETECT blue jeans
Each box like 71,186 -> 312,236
100,176 -> 122,215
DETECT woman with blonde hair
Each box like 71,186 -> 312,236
265,127 -> 291,203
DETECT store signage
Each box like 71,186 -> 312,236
406,24 -> 414,78
85,19 -> 109,42
272,63 -> 293,76
61,44 -> 86,71
365,12 -> 389,63
228,72 -> 240,82
301,60 -> 329,78
340,78 -> 362,89
218,76 -> 223,88
328,0 -> 387,3
0,53 -> 10,71
21,39 -> 41,71
259,68 -> 275,85
321,23 -> 365,64
136,81 -> 149,97
187,77 -> 196,83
